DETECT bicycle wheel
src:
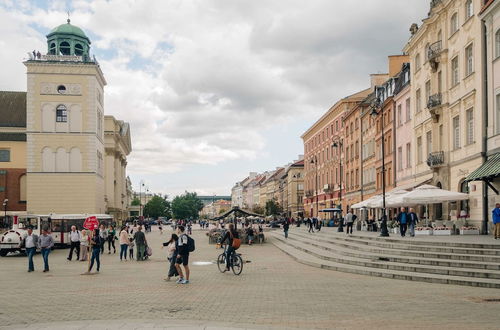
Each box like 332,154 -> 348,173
217,253 -> 227,273
231,254 -> 243,275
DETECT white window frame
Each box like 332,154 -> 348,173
451,56 -> 459,86
451,13 -> 459,35
465,44 -> 474,76
453,116 -> 460,149
465,0 -> 473,20
466,108 -> 474,145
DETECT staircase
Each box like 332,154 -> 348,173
270,228 -> 500,288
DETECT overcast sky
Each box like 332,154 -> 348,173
0,0 -> 429,198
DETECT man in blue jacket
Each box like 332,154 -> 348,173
493,203 -> 500,239
396,207 -> 408,237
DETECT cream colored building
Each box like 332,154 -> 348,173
403,0 -> 484,225
24,20 -> 107,215
104,116 -> 131,223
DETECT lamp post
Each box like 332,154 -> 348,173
309,156 -> 319,218
2,199 -> 8,229
370,92 -> 390,237
332,140 -> 344,232
293,174 -> 301,218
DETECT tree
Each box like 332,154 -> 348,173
219,208 -> 228,215
171,191 -> 204,219
265,199 -> 283,216
131,197 -> 140,206
143,195 -> 171,219
252,205 -> 265,215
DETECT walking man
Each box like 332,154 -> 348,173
345,209 -> 354,235
133,225 -> 147,261
23,226 -> 38,272
408,208 -> 419,237
283,220 -> 290,239
493,203 -> 500,239
38,227 -> 54,272
308,218 -> 314,233
175,225 -> 190,284
397,207 -> 408,237
67,225 -> 80,261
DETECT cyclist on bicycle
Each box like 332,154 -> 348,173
219,223 -> 239,272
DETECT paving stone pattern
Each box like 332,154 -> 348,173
0,227 -> 499,329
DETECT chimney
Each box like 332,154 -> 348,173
370,73 -> 389,89
388,55 -> 409,77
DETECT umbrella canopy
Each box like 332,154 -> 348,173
351,190 -> 409,209
400,184 -> 469,204
351,196 -> 378,209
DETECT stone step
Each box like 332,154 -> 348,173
287,232 -> 500,271
273,233 -> 500,280
301,230 -> 500,257
289,231 -> 500,263
271,236 -> 500,289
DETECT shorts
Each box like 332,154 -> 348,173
176,254 -> 189,266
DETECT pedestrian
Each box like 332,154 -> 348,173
408,208 -> 419,237
89,228 -> 102,273
67,225 -> 81,261
317,219 -> 322,231
128,233 -> 135,260
38,227 -> 54,272
397,207 -> 408,237
163,233 -> 179,281
187,222 -> 192,235
158,220 -> 163,235
220,223 -> 239,273
80,229 -> 90,261
119,226 -> 129,260
174,225 -> 191,284
32,50 -> 36,59
345,210 -> 354,235
133,226 -> 147,261
99,224 -> 108,254
107,225 -> 116,254
307,218 -> 314,233
493,203 -> 500,239
247,225 -> 254,245
36,51 -> 41,59
283,220 -> 290,239
23,226 -> 38,272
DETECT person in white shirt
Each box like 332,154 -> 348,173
23,226 -> 38,272
67,225 -> 81,261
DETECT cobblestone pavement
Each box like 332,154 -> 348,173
1,226 -> 500,329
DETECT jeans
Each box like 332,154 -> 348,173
409,222 -> 416,237
225,246 -> 235,269
129,248 -> 134,259
284,230 -> 288,238
136,244 -> 145,261
100,239 -> 105,254
346,222 -> 353,234
120,244 -> 128,260
108,237 -> 116,252
168,255 -> 179,277
90,247 -> 100,271
400,223 -> 408,237
26,247 -> 36,271
68,241 -> 80,260
41,248 -> 50,271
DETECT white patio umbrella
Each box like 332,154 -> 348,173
364,190 -> 410,208
351,195 -> 381,209
400,184 -> 469,204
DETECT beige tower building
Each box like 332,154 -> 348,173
24,20 -> 107,214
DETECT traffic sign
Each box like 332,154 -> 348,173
83,216 -> 99,230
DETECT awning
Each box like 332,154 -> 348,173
466,153 -> 500,195
319,208 -> 341,213
394,176 -> 432,191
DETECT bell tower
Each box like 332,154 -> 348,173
46,19 -> 91,59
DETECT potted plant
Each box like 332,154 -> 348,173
415,226 -> 433,236
433,226 -> 452,236
459,226 -> 480,235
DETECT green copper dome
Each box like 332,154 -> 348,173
46,19 -> 91,58
47,19 -> 90,42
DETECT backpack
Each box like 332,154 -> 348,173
352,214 -> 358,221
186,235 -> 195,253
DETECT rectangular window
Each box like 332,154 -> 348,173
453,116 -> 460,149
405,98 -> 411,121
465,44 -> 474,76
426,131 -> 432,155
406,143 -> 411,168
398,147 -> 403,171
56,105 -> 67,122
397,104 -> 402,126
417,137 -> 422,164
416,89 -> 421,113
425,80 -> 431,108
452,56 -> 459,86
465,0 -> 473,19
466,108 -> 474,145
0,149 -> 10,162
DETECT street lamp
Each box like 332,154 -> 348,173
309,156 -> 319,219
332,140 -> 344,232
2,199 -> 8,229
370,92 -> 390,237
293,174 -> 302,218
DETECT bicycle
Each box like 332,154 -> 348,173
217,245 -> 243,275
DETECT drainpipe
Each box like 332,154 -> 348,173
481,19 -> 489,235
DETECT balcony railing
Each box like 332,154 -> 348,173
427,151 -> 445,167
427,93 -> 442,109
305,190 -> 314,198
427,40 -> 442,60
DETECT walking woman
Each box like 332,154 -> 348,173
163,233 -> 179,281
79,229 -> 90,261
220,223 -> 240,272
107,225 -> 117,254
119,226 -> 129,261
89,228 -> 102,273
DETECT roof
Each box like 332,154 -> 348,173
0,91 -> 26,127
47,20 -> 90,42
465,153 -> 500,182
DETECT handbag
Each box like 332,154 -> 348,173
230,231 -> 241,250
146,246 -> 153,256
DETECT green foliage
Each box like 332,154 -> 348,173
219,208 -> 228,215
171,191 -> 204,219
143,195 -> 171,219
265,199 -> 283,216
252,205 -> 265,215
131,197 -> 141,206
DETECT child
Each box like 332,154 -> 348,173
128,230 -> 135,260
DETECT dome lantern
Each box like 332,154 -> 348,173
46,19 -> 91,59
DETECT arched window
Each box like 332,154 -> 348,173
56,104 -> 67,122
49,42 -> 56,55
59,41 -> 70,55
450,13 -> 458,34
19,174 -> 26,202
465,0 -> 473,20
74,43 -> 83,56
55,147 -> 69,172
495,30 -> 500,58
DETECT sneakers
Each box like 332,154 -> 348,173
181,279 -> 189,284
176,278 -> 184,284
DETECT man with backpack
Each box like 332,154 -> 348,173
345,209 -> 355,235
175,225 -> 194,284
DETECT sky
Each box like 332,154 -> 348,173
0,0 -> 429,198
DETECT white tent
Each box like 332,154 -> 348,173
400,184 -> 469,204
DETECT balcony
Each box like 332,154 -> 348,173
426,151 -> 445,168
323,184 -> 333,193
427,93 -> 442,122
427,41 -> 442,72
305,190 -> 314,198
